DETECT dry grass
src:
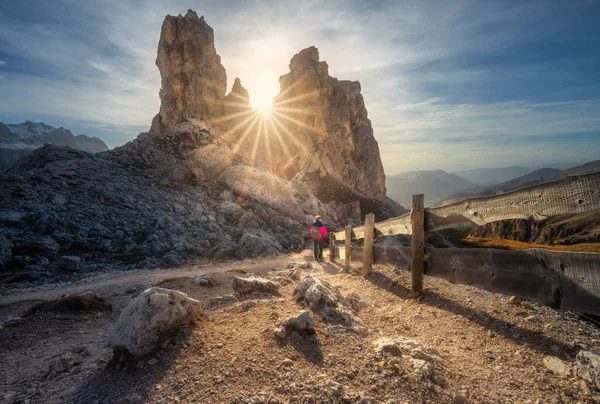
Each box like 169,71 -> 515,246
453,237 -> 600,252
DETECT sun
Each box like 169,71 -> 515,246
252,93 -> 273,119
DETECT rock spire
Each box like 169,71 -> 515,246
150,10 -> 228,133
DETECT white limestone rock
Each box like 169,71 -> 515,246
107,287 -> 201,357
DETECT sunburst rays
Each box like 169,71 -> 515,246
208,75 -> 321,174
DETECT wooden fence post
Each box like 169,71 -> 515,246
344,225 -> 352,270
411,194 -> 425,297
362,213 -> 375,276
329,233 -> 336,262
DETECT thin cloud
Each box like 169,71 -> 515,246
0,60 -> 5,66
0,0 -> 598,170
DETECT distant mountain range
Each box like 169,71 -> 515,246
0,121 -> 108,171
386,170 -> 476,207
435,167 -> 562,206
387,161 -> 598,208
452,163 -> 576,185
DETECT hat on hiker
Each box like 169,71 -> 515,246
314,215 -> 321,221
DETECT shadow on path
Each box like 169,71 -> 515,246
66,328 -> 194,404
366,270 -> 578,360
277,330 -> 324,366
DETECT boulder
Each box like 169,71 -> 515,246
295,275 -> 365,331
576,350 -> 600,389
107,287 -> 201,357
232,276 -> 280,294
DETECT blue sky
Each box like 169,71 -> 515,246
0,0 -> 599,173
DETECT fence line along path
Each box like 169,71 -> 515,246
331,171 -> 600,316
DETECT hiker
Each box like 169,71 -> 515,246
310,215 -> 329,263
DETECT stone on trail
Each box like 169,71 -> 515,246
206,294 -> 239,310
107,287 -> 201,358
232,276 -> 280,294
543,355 -> 572,377
576,350 -> 600,389
295,275 -> 365,332
286,310 -> 314,332
373,338 -> 403,357
374,337 -> 442,363
289,268 -> 302,281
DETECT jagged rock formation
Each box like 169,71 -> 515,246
150,10 -> 227,133
269,46 -> 387,200
0,121 -> 108,171
0,11 -> 402,281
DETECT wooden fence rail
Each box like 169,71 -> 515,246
333,171 -> 600,241
328,171 -> 600,316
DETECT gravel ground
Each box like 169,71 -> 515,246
1,250 -> 599,403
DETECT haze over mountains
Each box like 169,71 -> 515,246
453,164 -> 574,186
386,161 -> 597,208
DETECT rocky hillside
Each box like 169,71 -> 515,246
0,10 -> 401,280
0,121 -> 108,171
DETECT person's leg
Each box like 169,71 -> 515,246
318,241 -> 324,261
313,240 -> 318,260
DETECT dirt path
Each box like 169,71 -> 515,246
1,251 -> 599,403
0,255 -> 299,308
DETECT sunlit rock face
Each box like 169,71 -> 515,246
150,10 -> 227,133
270,46 -> 387,200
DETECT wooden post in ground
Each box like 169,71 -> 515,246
411,194 -> 425,297
329,233 -> 336,262
344,225 -> 352,270
362,213 -> 375,276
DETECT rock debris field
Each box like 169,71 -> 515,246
1,250 -> 599,404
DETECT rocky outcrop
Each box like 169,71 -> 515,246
150,10 -> 228,133
107,287 -> 201,357
232,276 -> 280,294
269,47 -> 386,200
295,275 -> 366,332
0,11 -> 402,280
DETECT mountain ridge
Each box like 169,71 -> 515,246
0,121 -> 109,171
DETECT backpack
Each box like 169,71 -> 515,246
311,226 -> 321,239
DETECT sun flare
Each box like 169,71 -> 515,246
252,93 -> 273,119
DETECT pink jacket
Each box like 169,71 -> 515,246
310,223 -> 329,242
